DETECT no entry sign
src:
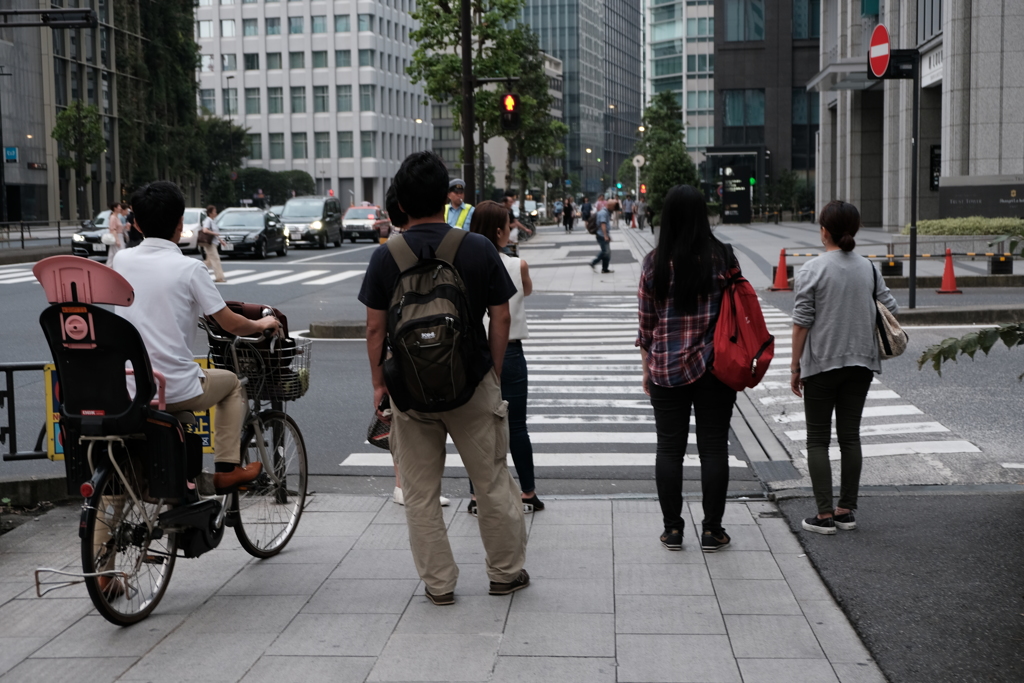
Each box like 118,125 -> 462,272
869,24 -> 891,78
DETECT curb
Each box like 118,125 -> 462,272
0,246 -> 69,266
770,483 -> 1024,500
307,321 -> 366,338
0,475 -> 71,507
896,304 -> 1024,325
781,274 -> 1024,289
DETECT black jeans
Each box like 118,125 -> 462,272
591,233 -> 611,271
469,342 -> 535,495
649,372 -> 737,534
803,366 -> 873,515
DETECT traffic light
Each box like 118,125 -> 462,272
640,184 -> 647,194
616,182 -> 622,189
500,93 -> 521,131
749,177 -> 757,186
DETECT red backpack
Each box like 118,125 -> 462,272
711,250 -> 775,391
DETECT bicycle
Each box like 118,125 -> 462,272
30,256 -> 310,626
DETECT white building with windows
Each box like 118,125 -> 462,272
195,0 -> 431,207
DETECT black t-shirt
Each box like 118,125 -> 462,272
358,223 -> 517,371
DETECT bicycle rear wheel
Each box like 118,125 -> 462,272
234,410 -> 307,558
82,456 -> 177,626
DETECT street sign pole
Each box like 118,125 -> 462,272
909,52 -> 920,309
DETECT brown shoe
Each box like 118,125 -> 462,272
96,575 -> 125,598
489,569 -> 530,595
213,462 -> 263,493
425,588 -> 455,606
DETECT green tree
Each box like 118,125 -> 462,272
633,92 -> 699,218
192,117 -> 249,205
770,168 -> 800,213
51,101 -> 107,218
918,324 -> 1024,378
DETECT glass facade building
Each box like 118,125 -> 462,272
603,0 -> 643,194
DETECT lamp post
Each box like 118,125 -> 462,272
225,74 -> 235,118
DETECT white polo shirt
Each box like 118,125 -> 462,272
113,238 -> 227,403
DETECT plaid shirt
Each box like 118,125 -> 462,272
635,250 -> 729,387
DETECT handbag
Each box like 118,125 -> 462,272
872,266 -> 907,359
197,228 -> 215,245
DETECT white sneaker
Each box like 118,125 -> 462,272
393,487 -> 451,507
439,496 -> 451,507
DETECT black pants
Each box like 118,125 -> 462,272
650,372 -> 737,533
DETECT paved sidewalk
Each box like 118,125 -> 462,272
0,494 -> 884,683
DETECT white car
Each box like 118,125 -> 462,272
176,208 -> 207,253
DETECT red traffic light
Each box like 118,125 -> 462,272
504,94 -> 517,112
640,184 -> 647,194
500,93 -> 521,131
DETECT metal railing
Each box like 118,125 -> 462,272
0,362 -> 50,463
0,221 -> 77,250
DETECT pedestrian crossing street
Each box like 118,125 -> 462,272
0,263 -> 366,288
340,293 -> 754,475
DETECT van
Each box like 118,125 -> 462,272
280,196 -> 343,249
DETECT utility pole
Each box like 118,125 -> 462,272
460,0 -> 475,204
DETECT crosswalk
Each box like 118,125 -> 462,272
0,265 -> 42,285
0,263 -> 366,288
339,293 -> 755,476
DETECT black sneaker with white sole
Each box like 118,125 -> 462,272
833,511 -> 857,530
802,516 -> 837,535
701,529 -> 731,553
660,528 -> 683,551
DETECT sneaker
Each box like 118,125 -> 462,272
590,263 -> 599,273
522,494 -> 544,513
394,487 -> 450,507
601,269 -> 615,274
802,516 -> 837,535
660,528 -> 683,551
489,569 -> 530,595
424,588 -> 455,606
701,529 -> 731,553
467,499 -> 478,516
833,510 -> 857,530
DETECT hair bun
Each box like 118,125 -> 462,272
838,233 -> 856,252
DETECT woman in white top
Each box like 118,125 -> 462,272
201,205 -> 227,283
467,200 -> 542,514
106,202 -> 126,266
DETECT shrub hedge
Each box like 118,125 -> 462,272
902,216 -> 1024,235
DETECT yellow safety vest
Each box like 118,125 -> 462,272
444,203 -> 472,229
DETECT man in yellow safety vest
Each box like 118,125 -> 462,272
444,178 -> 475,230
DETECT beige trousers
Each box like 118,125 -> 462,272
391,370 -> 527,594
202,244 -> 226,282
166,368 -> 244,465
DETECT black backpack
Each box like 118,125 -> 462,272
382,230 -> 478,413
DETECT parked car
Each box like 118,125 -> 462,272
71,210 -> 111,259
280,196 -> 343,249
176,208 -> 207,253
214,208 -> 287,259
343,205 -> 389,242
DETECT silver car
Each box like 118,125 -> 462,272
176,208 -> 207,253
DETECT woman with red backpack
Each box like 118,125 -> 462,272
636,184 -> 738,554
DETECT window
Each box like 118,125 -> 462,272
201,54 -> 215,72
247,133 -> 262,158
686,53 -> 714,78
199,88 -> 215,113
291,87 -> 306,113
313,86 -> 329,112
269,133 -> 285,159
654,56 -> 682,77
220,20 -> 236,37
359,49 -> 375,67
289,51 -> 304,69
268,87 -> 284,113
243,18 -> 258,36
198,20 -> 213,38
221,54 -> 237,71
686,89 -> 713,115
223,88 -> 238,115
723,89 -> 765,144
917,0 -> 942,44
724,0 -> 765,41
243,0 -> 257,3
221,0 -> 234,4
289,17 -> 303,34
361,131 -> 375,157
292,132 -> 308,159
312,15 -> 327,33
199,0 -> 212,5
245,88 -> 260,114
336,15 -> 351,32
266,17 -> 281,35
358,14 -> 373,31
793,0 -> 820,39
312,51 -> 328,68
335,49 -> 351,67
791,88 -> 820,170
338,131 -> 354,157
244,53 -> 259,70
686,126 -> 714,148
315,132 -> 331,158
686,17 -> 714,40
360,84 -> 375,111
337,85 -> 352,111
267,52 -> 282,69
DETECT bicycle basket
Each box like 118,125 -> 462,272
208,336 -> 313,402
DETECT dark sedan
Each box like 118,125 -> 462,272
215,209 -> 287,259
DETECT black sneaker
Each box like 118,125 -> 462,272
802,516 -> 837,535
660,528 -> 683,551
425,588 -> 455,606
601,269 -> 615,274
522,494 -> 545,513
467,499 -> 478,516
701,529 -> 731,553
489,569 -> 530,595
833,511 -> 857,530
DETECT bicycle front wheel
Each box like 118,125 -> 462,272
82,457 -> 177,626
234,410 -> 308,557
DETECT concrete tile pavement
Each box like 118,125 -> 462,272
0,494 -> 885,682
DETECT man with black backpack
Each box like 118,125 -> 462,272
358,151 -> 529,606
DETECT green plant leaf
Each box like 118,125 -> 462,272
959,332 -> 980,359
978,327 -> 1001,355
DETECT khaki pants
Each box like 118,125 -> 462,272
391,371 -> 527,594
202,245 -> 226,282
166,368 -> 244,465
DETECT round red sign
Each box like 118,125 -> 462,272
869,24 -> 891,78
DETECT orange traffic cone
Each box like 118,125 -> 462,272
770,249 -> 792,291
936,248 -> 962,294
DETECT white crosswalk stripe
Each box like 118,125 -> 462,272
303,270 -> 365,285
258,270 -> 330,285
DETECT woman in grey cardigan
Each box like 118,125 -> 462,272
789,200 -> 898,535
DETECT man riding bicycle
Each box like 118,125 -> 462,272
112,181 -> 280,492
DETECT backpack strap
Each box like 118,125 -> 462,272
386,234 -> 419,272
435,227 -> 468,264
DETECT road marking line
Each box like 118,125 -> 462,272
303,270 -> 365,285
0,274 -> 41,284
1002,463 -> 1024,469
530,375 -> 641,383
759,389 -> 901,405
526,354 -> 639,361
290,244 -> 377,263
258,270 -> 330,285
217,269 -> 291,284
342,452 -> 748,468
529,364 -> 639,372
802,440 -> 981,459
529,385 -> 645,395
530,399 -> 652,409
785,421 -> 950,441
528,414 -> 658,425
772,405 -> 924,423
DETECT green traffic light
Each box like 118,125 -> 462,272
749,177 -> 756,185
616,183 -> 622,189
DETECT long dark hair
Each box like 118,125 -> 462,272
654,184 -> 729,313
819,199 -> 860,252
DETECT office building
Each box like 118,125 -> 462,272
603,0 -> 642,192
196,0 -> 431,207
811,0 -> 1024,228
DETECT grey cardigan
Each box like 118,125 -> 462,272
792,250 -> 899,377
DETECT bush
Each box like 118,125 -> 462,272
902,217 -> 1024,235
